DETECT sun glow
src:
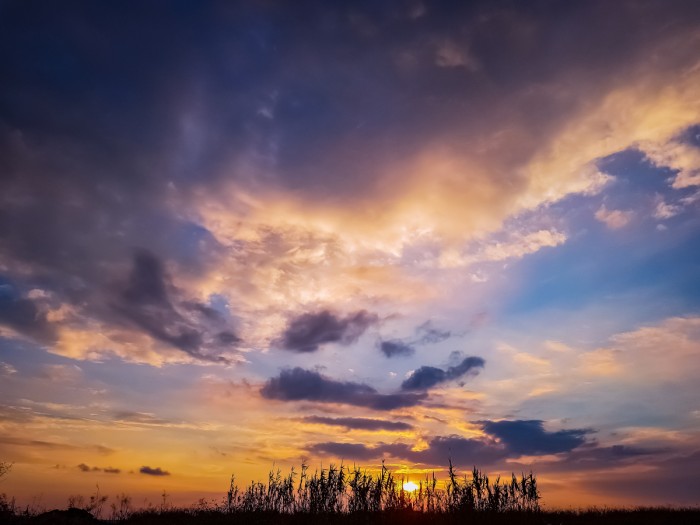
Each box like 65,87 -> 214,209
403,481 -> 419,492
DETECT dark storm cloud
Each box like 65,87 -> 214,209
401,356 -> 485,391
0,0 -> 699,372
0,0 -> 698,234
401,366 -> 446,390
0,282 -> 56,344
0,0 -> 698,367
139,466 -> 170,476
3,3 -> 682,190
278,310 -> 378,353
379,339 -> 415,358
109,249 -> 237,363
261,367 -> 426,410
0,2 -> 232,363
122,251 -> 171,307
480,420 -> 591,455
303,416 -> 413,432
115,251 -> 201,354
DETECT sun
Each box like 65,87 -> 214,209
402,481 -> 419,492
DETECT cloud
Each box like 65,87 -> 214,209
307,442 -> 383,462
111,250 -> 237,363
437,229 -> 567,269
652,195 -> 682,220
77,464 -> 121,474
480,420 -> 591,455
0,362 -> 17,375
1,0 -> 699,372
306,425 -> 661,469
276,310 -> 379,353
573,450 -> 700,505
379,340 -> 415,358
401,366 -> 445,391
38,364 -> 82,383
377,321 -> 453,358
139,466 -> 170,476
302,416 -> 413,432
416,321 -> 451,344
0,282 -> 56,344
401,356 -> 485,391
307,435 -> 506,466
595,205 -> 633,229
590,316 -> 700,384
642,129 -> 700,189
113,411 -> 172,426
0,435 -> 114,455
261,367 -> 426,410
412,435 -> 506,466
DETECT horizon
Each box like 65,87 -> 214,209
1,0 -> 699,511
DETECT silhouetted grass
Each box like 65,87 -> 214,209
220,461 -> 540,514
1,462 -> 698,523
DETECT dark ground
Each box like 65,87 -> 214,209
4,508 -> 699,525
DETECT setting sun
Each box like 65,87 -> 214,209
403,481 -> 419,493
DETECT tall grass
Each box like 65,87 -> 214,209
2,460 -> 700,524
224,461 -> 540,514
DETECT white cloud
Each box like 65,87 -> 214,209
0,362 -> 18,375
652,194 -> 682,220
437,229 -> 567,269
595,205 -> 633,229
642,138 -> 700,189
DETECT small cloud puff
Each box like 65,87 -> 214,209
595,205 -> 633,229
139,466 -> 170,476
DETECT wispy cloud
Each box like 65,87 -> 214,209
302,416 -> 413,432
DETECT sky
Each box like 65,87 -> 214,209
1,0 -> 700,510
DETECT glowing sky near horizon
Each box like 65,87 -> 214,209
1,0 -> 700,509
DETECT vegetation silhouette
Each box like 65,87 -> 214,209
223,461 -> 539,514
1,460 -> 699,524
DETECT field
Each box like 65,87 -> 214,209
1,463 -> 698,524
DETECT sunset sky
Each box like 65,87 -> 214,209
1,0 -> 700,510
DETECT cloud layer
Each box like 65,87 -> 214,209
401,357 -> 485,391
261,367 -> 426,410
277,310 -> 378,353
1,0 -> 699,509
